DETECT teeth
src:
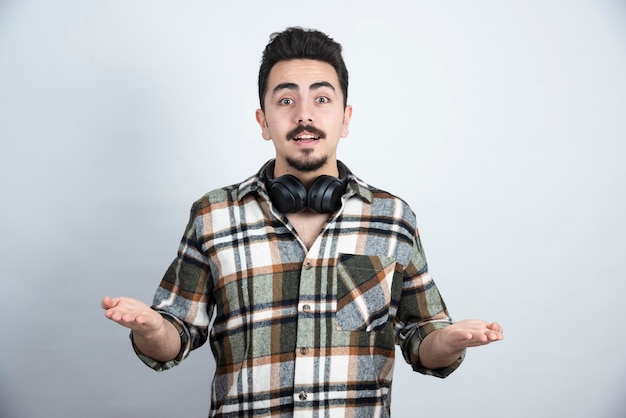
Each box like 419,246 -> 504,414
295,135 -> 318,140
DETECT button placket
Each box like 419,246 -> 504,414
294,255 -> 317,410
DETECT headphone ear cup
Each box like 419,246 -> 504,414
307,175 -> 345,213
267,174 -> 308,213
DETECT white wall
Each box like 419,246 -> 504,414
1,1 -> 625,417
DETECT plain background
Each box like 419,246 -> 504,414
1,1 -> 625,417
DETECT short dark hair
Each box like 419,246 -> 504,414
258,27 -> 349,110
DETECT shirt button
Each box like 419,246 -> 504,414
302,304 -> 311,313
300,347 -> 309,355
304,260 -> 312,270
299,391 -> 308,401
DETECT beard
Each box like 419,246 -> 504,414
284,124 -> 328,173
285,152 -> 328,173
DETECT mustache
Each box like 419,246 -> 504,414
287,124 -> 326,140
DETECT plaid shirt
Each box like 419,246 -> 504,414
134,160 -> 463,417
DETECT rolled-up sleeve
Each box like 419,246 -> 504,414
394,234 -> 465,378
130,311 -> 196,372
131,202 -> 213,371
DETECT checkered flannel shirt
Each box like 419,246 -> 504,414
133,160 -> 463,417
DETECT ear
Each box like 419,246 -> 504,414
255,109 -> 272,140
340,105 -> 353,138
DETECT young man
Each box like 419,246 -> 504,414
102,27 -> 503,417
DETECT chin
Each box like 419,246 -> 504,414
286,155 -> 328,173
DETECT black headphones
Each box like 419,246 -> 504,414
264,161 -> 349,213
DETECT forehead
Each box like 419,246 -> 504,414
267,59 -> 340,90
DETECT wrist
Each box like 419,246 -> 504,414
138,320 -> 170,341
419,327 -> 464,369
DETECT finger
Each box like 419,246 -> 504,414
107,309 -> 126,322
488,322 -> 503,333
101,296 -> 113,309
482,327 -> 504,343
102,296 -> 123,310
488,323 -> 504,340
486,331 -> 499,342
134,312 -> 155,325
113,310 -> 143,324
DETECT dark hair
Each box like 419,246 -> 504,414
258,27 -> 349,110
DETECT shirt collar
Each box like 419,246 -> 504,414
236,159 -> 373,204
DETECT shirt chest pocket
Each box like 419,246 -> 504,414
335,254 -> 400,332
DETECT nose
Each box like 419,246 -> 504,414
295,101 -> 313,124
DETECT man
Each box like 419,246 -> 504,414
102,27 -> 503,417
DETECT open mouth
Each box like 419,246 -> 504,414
292,134 -> 320,142
289,125 -> 325,142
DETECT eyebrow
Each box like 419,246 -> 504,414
272,81 -> 336,95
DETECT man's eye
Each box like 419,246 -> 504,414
316,96 -> 330,104
279,98 -> 293,105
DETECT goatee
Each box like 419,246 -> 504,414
286,154 -> 328,173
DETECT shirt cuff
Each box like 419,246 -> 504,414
129,311 -> 192,372
398,318 -> 465,378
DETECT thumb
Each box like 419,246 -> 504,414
101,295 -> 116,309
